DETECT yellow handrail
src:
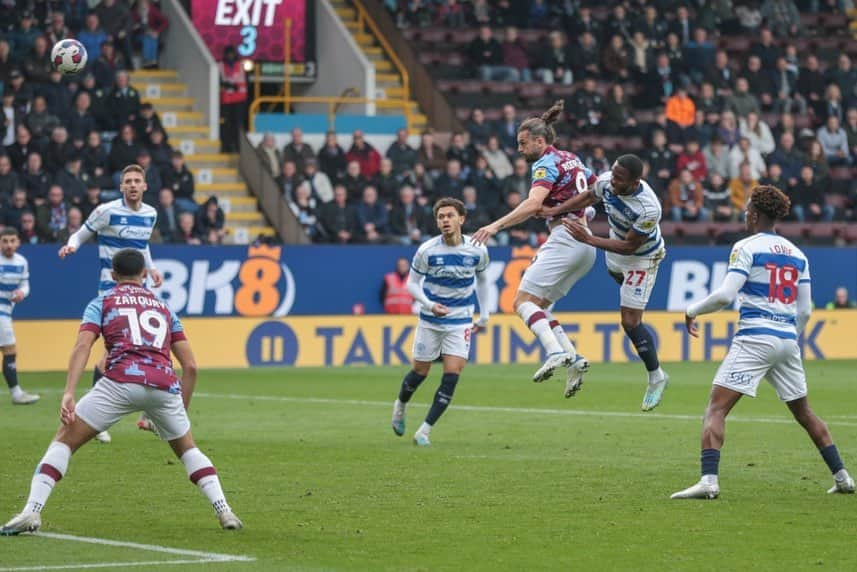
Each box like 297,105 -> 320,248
249,96 -> 412,133
350,0 -> 412,132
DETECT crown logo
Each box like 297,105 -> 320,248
247,244 -> 281,261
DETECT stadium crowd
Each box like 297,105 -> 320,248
0,2 -> 227,246
319,0 -> 857,244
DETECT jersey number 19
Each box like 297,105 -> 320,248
118,308 -> 168,347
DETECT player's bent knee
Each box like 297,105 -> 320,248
55,419 -> 99,453
168,431 -> 196,458
413,360 -> 432,376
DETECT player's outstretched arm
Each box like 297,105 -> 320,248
538,189 -> 599,218
684,272 -> 747,337
472,185 -> 550,245
59,225 -> 95,258
61,330 -> 98,425
564,221 -> 648,255
172,340 -> 198,410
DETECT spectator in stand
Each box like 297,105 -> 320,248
465,109 -> 491,152
628,32 -> 653,76
759,162 -> 790,197
341,159 -> 367,203
256,133 -> 281,174
175,211 -> 202,245
163,151 -> 196,213
25,96 -> 60,144
97,0 -> 134,67
703,173 -> 734,221
23,36 -> 52,85
108,124 -> 141,177
460,186 -> 492,234
276,160 -> 302,202
433,159 -> 466,201
372,157 -> 399,204
386,128 -> 417,176
761,0 -> 802,37
3,189 -> 28,229
805,138 -> 831,181
704,137 -> 732,183
482,134 -> 513,180
380,257 -> 414,315
147,129 -> 173,172
792,165 -> 834,222
739,112 -> 776,156
317,130 -> 347,182
602,35 -> 631,82
468,25 -> 504,81
726,77 -> 761,118
797,54 -> 825,114
643,53 -> 676,109
818,84 -> 845,125
320,184 -> 359,244
636,6 -> 666,48
683,28 -> 715,85
717,110 -> 741,148
665,87 -> 696,143
501,157 -> 530,199
469,154 -> 501,210
195,196 -> 226,245
304,158 -> 334,204
416,129 -> 446,175
133,0 -> 169,69
7,70 -> 33,122
697,83 -> 723,120
446,132 -> 474,175
346,129 -> 381,178
825,54 -> 857,106
136,150 -> 162,205
494,104 -> 520,156
667,169 -> 706,222
728,162 -> 759,217
356,185 -> 388,243
47,12 -> 72,46
736,2 -> 763,33
602,84 -> 637,136
493,191 -> 534,246
570,7 -> 602,44
390,185 -> 428,245
499,27 -> 531,82
79,72 -> 112,131
133,103 -> 165,146
744,55 -> 775,111
45,126 -> 75,175
470,0 -> 492,25
54,157 -> 89,205
66,92 -> 97,145
218,45 -> 247,153
80,183 -> 102,220
436,0 -> 467,27
586,145 -> 611,175
35,185 -> 69,242
21,152 -> 50,205
111,71 -> 141,131
42,70 -> 72,120
706,51 -> 735,99
56,207 -> 84,245
750,28 -> 781,70
572,76 -> 603,134
282,127 -> 314,173
768,131 -> 805,187
669,5 -> 695,45
93,40 -> 126,91
773,111 -> 798,143
606,4 -> 634,43
289,181 -> 320,241
570,32 -> 601,81
156,188 -> 181,243
729,136 -> 767,180
817,116 -> 852,166
19,211 -> 39,244
646,130 -> 675,197
663,33 -> 685,79
826,287 -> 856,309
0,155 -> 16,201
1,91 -> 16,147
7,125 -> 40,173
81,131 -> 111,188
537,31 -> 573,85
845,108 -> 857,159
772,56 -> 802,114
10,11 -> 39,62
78,13 -> 108,70
676,139 -> 708,182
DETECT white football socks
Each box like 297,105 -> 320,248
418,422 -> 432,435
545,311 -> 577,360
517,302 -> 563,355
24,441 -> 71,513
648,367 -> 666,384
181,447 -> 231,515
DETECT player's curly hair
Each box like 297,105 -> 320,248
518,100 -> 564,145
750,185 -> 791,221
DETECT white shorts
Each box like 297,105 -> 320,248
605,249 -> 665,310
713,334 -> 807,401
519,224 -> 597,303
412,322 -> 471,362
76,377 -> 191,441
0,316 -> 14,346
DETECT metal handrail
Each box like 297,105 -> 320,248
350,0 -> 412,131
249,95 -> 412,133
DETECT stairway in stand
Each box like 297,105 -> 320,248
130,69 -> 276,244
328,0 -> 427,133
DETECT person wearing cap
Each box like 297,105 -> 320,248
10,11 -> 40,61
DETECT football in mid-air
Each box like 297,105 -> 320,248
51,39 -> 87,75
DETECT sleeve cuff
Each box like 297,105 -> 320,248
531,180 -> 553,190
80,323 -> 101,336
172,331 -> 188,343
728,268 -> 749,277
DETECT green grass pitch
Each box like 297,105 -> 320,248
2,360 -> 857,571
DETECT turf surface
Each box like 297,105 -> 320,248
2,360 -> 857,571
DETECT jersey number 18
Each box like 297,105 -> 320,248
764,263 -> 799,304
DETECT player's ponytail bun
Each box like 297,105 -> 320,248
520,100 -> 565,145
540,100 -> 564,126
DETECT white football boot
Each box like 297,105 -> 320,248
564,355 -> 590,398
0,512 -> 41,535
533,352 -> 572,383
219,511 -> 244,530
828,470 -> 856,494
670,480 -> 720,500
391,400 -> 406,437
641,372 -> 669,411
11,391 -> 40,405
94,431 -> 112,444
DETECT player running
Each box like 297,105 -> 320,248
0,228 -> 39,405
391,198 -> 490,446
472,101 -> 596,397
0,249 -> 242,534
58,164 -> 163,443
671,186 -> 854,499
542,155 -> 669,410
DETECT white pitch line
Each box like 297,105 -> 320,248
0,558 -> 230,572
192,391 -> 857,428
36,532 -> 254,562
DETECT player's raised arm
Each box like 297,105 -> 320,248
539,188 -> 599,218
472,185 -> 550,245
59,208 -> 102,258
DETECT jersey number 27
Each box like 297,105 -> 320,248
764,263 -> 799,304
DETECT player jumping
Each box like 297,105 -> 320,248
58,164 -> 163,443
542,155 -> 669,410
472,100 -> 595,397
671,186 -> 854,499
0,228 -> 39,405
391,198 -> 490,446
0,249 -> 242,534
